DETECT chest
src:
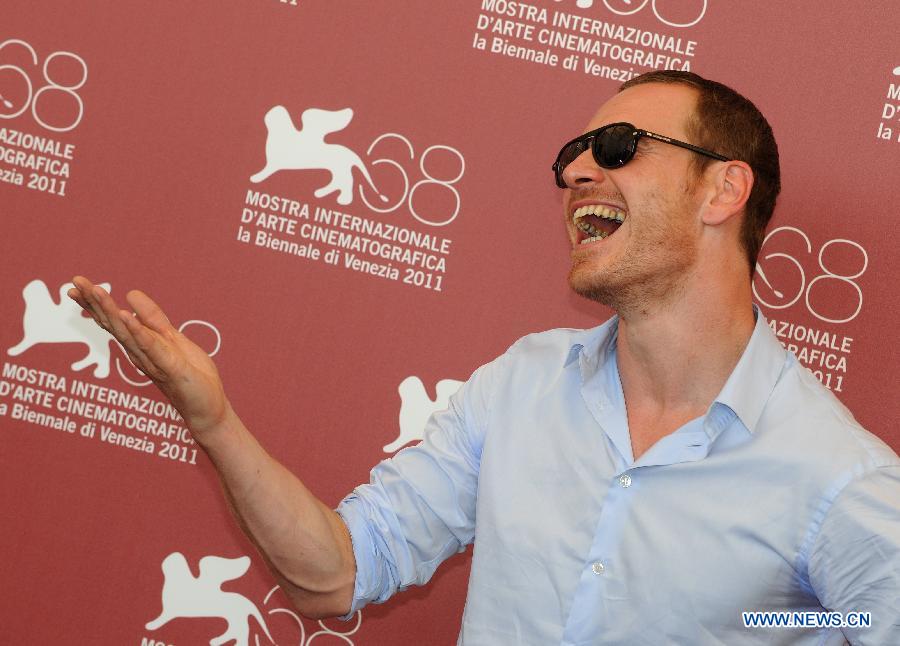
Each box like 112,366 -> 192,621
471,398 -> 823,635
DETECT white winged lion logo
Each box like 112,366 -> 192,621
383,376 -> 463,453
249,105 -> 385,206
7,279 -> 113,378
146,552 -> 272,646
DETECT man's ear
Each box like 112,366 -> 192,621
701,161 -> 753,226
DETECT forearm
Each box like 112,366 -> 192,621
197,405 -> 356,618
65,280 -> 356,616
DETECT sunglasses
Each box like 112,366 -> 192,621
552,122 -> 732,188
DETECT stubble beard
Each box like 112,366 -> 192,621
568,189 -> 699,316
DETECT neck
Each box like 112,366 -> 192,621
615,269 -> 755,411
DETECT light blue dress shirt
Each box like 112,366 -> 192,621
337,311 -> 900,645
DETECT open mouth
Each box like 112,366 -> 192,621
572,204 -> 626,244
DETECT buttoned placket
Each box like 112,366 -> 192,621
560,343 -> 734,645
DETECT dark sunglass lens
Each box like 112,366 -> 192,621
595,125 -> 636,168
558,139 -> 589,172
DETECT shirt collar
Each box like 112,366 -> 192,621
712,306 -> 788,434
565,307 -> 788,435
564,315 -> 619,369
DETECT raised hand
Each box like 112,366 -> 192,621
67,276 -> 231,440
69,277 -> 356,617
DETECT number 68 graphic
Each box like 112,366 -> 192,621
752,226 -> 868,324
562,0 -> 708,28
358,133 -> 465,228
0,38 -> 87,132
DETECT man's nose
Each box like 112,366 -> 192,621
562,149 -> 606,188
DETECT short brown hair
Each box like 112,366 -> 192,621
620,70 -> 780,274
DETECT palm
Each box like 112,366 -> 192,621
152,331 -> 227,433
69,277 -> 229,436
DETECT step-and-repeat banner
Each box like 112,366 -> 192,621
2,1 -> 898,643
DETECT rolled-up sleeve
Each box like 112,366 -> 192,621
809,464 -> 900,645
335,358 -> 498,615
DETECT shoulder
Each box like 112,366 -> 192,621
504,326 -> 588,361
485,322 -> 611,382
457,324 -> 604,412
767,354 -> 898,470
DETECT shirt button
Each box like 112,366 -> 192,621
618,474 -> 632,488
591,561 -> 605,575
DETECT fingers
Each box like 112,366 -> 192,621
68,276 -> 116,331
69,277 -> 171,338
118,309 -> 176,380
66,286 -> 91,314
92,285 -> 130,337
68,276 -> 157,375
124,289 -> 175,336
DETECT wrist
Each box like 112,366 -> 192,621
187,400 -> 240,449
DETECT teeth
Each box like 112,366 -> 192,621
576,220 -> 602,236
573,204 -> 626,223
580,233 -> 607,244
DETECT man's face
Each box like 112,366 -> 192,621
562,83 -> 706,312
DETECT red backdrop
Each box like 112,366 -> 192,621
2,1 -> 898,643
